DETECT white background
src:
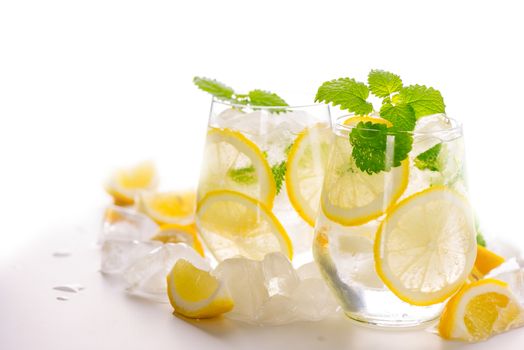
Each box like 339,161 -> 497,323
1,0 -> 524,281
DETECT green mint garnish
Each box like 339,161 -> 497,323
367,70 -> 403,98
398,85 -> 445,119
193,77 -> 235,100
227,166 -> 257,185
350,122 -> 412,174
193,77 -> 288,109
476,232 -> 486,247
315,78 -> 373,115
316,70 -> 446,174
271,161 -> 287,195
414,143 -> 442,172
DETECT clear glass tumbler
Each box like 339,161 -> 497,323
196,99 -> 331,265
313,114 -> 477,327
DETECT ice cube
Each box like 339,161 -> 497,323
296,262 -> 322,280
412,114 -> 454,156
486,258 -> 524,305
214,257 -> 269,322
100,240 -> 161,274
261,252 -> 299,297
123,243 -> 210,302
290,277 -> 340,321
256,294 -> 297,325
101,206 -> 158,243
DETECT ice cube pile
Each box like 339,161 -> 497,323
100,206 -> 340,324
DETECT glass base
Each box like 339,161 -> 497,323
344,311 -> 440,329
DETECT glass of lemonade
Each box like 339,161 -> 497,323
313,114 -> 477,327
196,99 -> 331,265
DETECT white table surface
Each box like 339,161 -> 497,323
2,211 -> 524,350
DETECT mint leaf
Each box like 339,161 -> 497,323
398,85 -> 445,119
368,70 -> 403,97
248,90 -> 289,107
193,77 -> 235,100
315,78 -> 373,115
349,122 -> 413,174
271,161 -> 286,195
415,143 -> 442,172
227,166 -> 256,184
476,232 -> 486,247
380,103 -> 416,131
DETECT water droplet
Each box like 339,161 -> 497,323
56,296 -> 69,301
53,284 -> 85,293
53,252 -> 71,258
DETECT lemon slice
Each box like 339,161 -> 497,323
374,186 -> 477,306
438,278 -> 523,341
166,259 -> 234,319
286,124 -> 331,227
198,128 -> 276,208
471,245 -> 505,280
152,224 -> 205,257
196,190 -> 292,261
343,115 -> 393,127
320,131 -> 409,226
105,161 -> 158,206
138,191 -> 195,225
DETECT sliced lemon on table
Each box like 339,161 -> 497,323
166,259 -> 234,319
196,190 -> 292,261
286,124 -> 331,227
471,245 -> 505,279
152,224 -> 205,257
438,278 -> 523,342
198,128 -> 276,208
105,161 -> 158,206
374,186 -> 477,306
320,131 -> 409,226
138,191 -> 196,225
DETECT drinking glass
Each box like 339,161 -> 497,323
196,99 -> 331,265
313,114 -> 477,327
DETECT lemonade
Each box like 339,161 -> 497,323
313,71 -> 477,327
193,81 -> 331,265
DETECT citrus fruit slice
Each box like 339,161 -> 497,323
152,224 -> 205,257
286,124 -> 331,227
198,128 -> 276,208
438,278 -> 523,341
166,259 -> 234,319
105,161 -> 158,206
320,131 -> 409,226
374,186 -> 477,306
138,191 -> 195,225
471,245 -> 505,278
343,115 -> 392,127
196,190 -> 292,261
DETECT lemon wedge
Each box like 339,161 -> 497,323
320,131 -> 409,226
166,259 -> 233,319
439,278 -> 523,342
152,224 -> 205,257
198,128 -> 276,208
105,161 -> 158,205
196,190 -> 292,261
374,186 -> 477,306
138,191 -> 195,225
471,245 -> 505,279
285,124 -> 331,227
343,115 -> 392,127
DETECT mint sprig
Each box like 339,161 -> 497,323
368,70 -> 403,98
414,143 -> 442,172
315,78 -> 373,115
271,161 -> 287,195
316,70 -> 446,174
193,77 -> 288,109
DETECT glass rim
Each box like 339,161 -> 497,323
211,97 -> 327,110
334,113 -> 463,136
